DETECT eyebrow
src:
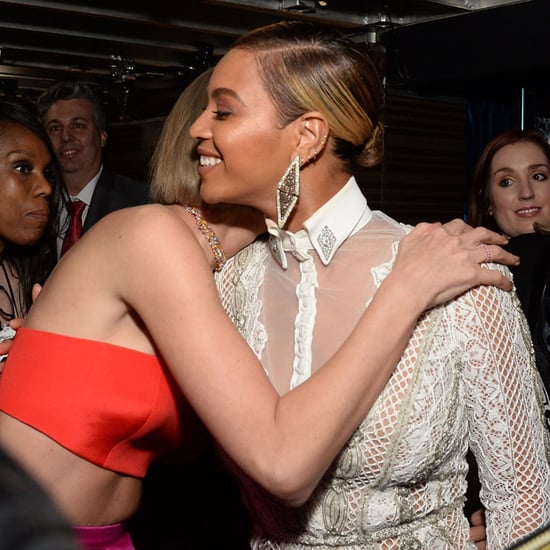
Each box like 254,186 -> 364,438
211,87 -> 245,106
46,117 -> 88,124
8,148 -> 34,156
493,163 -> 550,176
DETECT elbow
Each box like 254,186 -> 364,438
263,478 -> 315,508
254,460 -> 319,507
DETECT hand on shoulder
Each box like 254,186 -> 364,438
389,219 -> 518,311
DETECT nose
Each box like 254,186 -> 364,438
60,126 -> 73,143
518,179 -> 535,200
189,109 -> 208,140
34,173 -> 53,198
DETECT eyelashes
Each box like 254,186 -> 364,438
212,110 -> 231,120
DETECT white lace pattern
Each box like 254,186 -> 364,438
215,211 -> 550,549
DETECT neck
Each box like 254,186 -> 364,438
64,177 -> 88,197
63,165 -> 101,196
277,162 -> 351,232
184,204 -> 266,268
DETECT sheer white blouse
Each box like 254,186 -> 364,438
216,178 -> 550,549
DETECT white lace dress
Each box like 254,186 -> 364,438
215,181 -> 550,549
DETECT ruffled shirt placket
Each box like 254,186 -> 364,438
268,226 -> 318,389
266,177 -> 372,390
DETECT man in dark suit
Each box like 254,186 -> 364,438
36,80 -> 150,257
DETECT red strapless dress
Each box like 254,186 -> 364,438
0,328 -> 202,477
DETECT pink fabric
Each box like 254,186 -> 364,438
75,523 -> 134,550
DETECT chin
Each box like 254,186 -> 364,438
199,188 -> 227,206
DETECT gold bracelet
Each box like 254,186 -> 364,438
184,206 -> 227,272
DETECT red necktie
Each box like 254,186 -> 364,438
61,199 -> 86,256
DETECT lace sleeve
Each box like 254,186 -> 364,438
462,265 -> 550,547
215,239 -> 268,362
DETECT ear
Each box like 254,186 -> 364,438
296,112 -> 329,166
100,129 -> 108,148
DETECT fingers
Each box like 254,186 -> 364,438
464,225 -> 509,246
8,318 -> 23,330
396,221 -> 517,309
470,508 -> 485,526
469,508 -> 487,549
470,524 -> 486,544
477,266 -> 513,291
477,244 -> 519,267
441,218 -> 470,235
410,222 -> 518,267
441,220 -> 510,247
478,243 -> 492,264
426,220 -> 520,267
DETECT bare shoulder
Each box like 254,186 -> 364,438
27,203 -> 205,340
56,203 -> 202,293
90,204 -> 195,256
93,203 -> 183,237
90,203 -> 210,281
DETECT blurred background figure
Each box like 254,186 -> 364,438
0,443 -> 79,550
36,80 -> 150,257
0,98 -> 75,550
0,100 -> 61,329
466,128 -> 550,537
469,128 -> 550,398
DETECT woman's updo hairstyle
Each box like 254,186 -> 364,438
232,20 -> 385,172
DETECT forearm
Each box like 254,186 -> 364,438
261,272 -> 427,504
156,221 -> 519,507
232,228 -> 516,503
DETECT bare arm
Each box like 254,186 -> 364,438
127,213 -> 516,506
7,211 -> 518,506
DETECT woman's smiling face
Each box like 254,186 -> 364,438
488,140 -> 550,237
190,48 -> 299,218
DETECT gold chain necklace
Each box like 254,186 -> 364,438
184,206 -> 227,272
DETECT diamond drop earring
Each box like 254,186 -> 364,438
276,155 -> 300,229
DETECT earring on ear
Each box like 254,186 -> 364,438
311,135 -> 328,162
276,155 -> 300,229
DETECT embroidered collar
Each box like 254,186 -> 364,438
267,177 -> 372,269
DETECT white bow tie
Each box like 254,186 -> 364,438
268,226 -> 313,269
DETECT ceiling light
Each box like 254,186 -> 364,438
281,1 -> 316,14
